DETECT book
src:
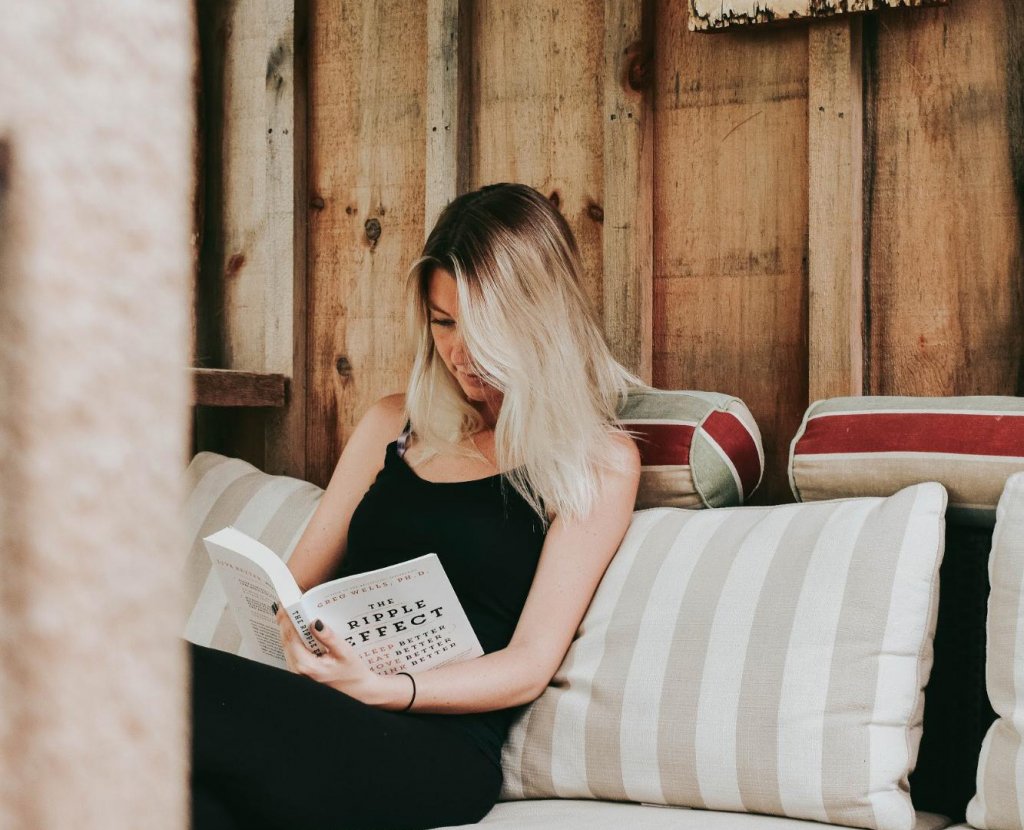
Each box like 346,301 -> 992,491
202,527 -> 484,675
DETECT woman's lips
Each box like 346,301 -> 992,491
457,369 -> 484,385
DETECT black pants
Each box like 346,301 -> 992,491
190,643 -> 502,830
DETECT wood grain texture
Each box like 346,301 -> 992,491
307,0 -> 426,488
653,0 -> 809,503
468,0 -> 606,316
196,0 -> 307,476
426,0 -> 472,232
864,0 -> 1024,397
808,17 -> 864,400
603,0 -> 654,383
193,368 -> 287,407
689,0 -> 947,32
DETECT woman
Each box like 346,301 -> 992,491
191,183 -> 642,830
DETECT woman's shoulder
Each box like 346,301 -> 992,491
607,427 -> 641,472
367,392 -> 407,423
349,393 -> 408,451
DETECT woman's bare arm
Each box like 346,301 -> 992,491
285,431 -> 641,712
285,393 -> 407,592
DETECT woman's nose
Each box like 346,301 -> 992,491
450,335 -> 468,366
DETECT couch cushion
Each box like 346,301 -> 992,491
182,451 -> 322,655
618,390 -> 763,509
788,396 -> 1024,526
501,483 -> 947,830
436,800 -> 954,830
966,472 -> 1024,830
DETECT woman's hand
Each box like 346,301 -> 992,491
273,606 -> 414,710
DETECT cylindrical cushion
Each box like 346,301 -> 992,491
618,390 -> 764,509
789,396 -> 1024,526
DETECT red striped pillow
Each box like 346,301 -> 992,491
789,396 -> 1024,525
618,390 -> 763,509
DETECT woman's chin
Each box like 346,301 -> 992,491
460,383 -> 488,402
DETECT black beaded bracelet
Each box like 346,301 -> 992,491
396,671 -> 416,712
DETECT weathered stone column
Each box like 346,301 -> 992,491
0,3 -> 193,828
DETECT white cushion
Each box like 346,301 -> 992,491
437,800 -> 954,830
181,451 -> 322,655
501,483 -> 947,830
966,472 -> 1024,830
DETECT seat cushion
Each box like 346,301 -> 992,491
436,800 -> 954,830
501,483 -> 947,830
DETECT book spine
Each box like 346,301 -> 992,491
288,604 -> 324,657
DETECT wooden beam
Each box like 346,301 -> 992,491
216,0 -> 307,474
808,17 -> 864,401
426,0 -> 471,233
192,368 -> 287,407
603,0 -> 654,383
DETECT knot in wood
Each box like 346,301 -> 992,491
626,41 -> 653,92
335,356 -> 353,378
365,217 -> 382,245
586,202 -> 604,224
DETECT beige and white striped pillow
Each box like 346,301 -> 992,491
966,472 -> 1024,830
182,451 -> 323,656
501,482 -> 948,830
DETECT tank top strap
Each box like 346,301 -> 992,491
396,419 -> 412,458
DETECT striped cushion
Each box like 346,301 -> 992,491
789,396 -> 1024,526
618,390 -> 763,509
966,472 -> 1024,830
501,482 -> 948,830
182,451 -> 322,656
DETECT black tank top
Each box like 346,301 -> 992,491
338,431 -> 547,766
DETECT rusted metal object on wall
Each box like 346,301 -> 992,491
689,0 -> 948,31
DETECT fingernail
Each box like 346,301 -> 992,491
314,619 -> 324,632
271,602 -> 278,615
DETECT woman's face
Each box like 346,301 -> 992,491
427,268 -> 502,413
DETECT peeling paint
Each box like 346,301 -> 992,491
689,0 -> 947,31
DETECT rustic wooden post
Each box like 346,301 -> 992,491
218,0 -> 308,477
808,17 -> 865,400
0,3 -> 192,828
604,0 -> 654,383
426,0 -> 472,233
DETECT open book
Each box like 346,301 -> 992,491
203,527 -> 484,674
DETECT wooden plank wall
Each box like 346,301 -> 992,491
200,0 -> 1024,504
653,1 -> 810,499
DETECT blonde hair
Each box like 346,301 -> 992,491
405,183 -> 643,524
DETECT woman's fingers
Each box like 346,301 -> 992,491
308,619 -> 344,655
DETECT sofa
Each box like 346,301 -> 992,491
183,392 -> 1024,830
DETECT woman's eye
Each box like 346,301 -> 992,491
430,318 -> 455,328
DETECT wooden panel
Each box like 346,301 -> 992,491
603,0 -> 654,383
653,0 -> 809,503
689,0 -> 947,32
426,0 -> 472,231
469,0 -> 606,315
808,18 -> 864,400
308,1 -> 427,487
865,0 -> 1024,396
197,0 -> 307,477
